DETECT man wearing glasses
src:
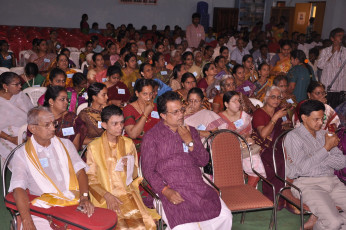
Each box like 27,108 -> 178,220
9,107 -> 94,229
141,91 -> 232,230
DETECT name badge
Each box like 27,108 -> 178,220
243,86 -> 251,92
282,116 -> 287,122
161,71 -> 167,75
150,111 -> 160,119
197,124 -> 206,131
137,60 -> 142,65
82,92 -> 88,99
62,127 -> 75,136
193,72 -> 197,77
132,82 -> 135,87
286,98 -> 294,104
183,143 -> 189,153
44,58 -> 50,63
67,73 -> 73,79
102,77 -> 107,82
233,119 -> 244,128
98,121 -> 102,129
39,158 -> 49,168
215,85 -> 221,90
118,88 -> 125,94
6,55 -> 11,60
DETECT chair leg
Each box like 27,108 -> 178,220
240,212 -> 246,224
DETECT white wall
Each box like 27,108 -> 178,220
0,0 -> 234,30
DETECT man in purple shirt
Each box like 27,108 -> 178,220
141,91 -> 232,229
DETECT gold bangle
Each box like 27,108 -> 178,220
142,114 -> 148,119
270,120 -> 276,125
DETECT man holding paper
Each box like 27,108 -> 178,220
9,106 -> 94,229
86,105 -> 159,229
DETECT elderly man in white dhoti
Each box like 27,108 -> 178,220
9,106 -> 94,230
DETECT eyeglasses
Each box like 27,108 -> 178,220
188,99 -> 201,104
268,95 -> 283,100
9,83 -> 21,87
166,107 -> 186,116
313,91 -> 327,96
57,97 -> 70,103
32,121 -> 58,129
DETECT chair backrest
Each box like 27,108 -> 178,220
70,51 -> 81,69
10,67 -> 24,75
209,130 -> 245,187
2,143 -> 24,198
17,124 -> 28,145
272,129 -> 292,182
76,102 -> 88,115
0,67 -> 10,74
249,98 -> 263,108
23,87 -> 47,106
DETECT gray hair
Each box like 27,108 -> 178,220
264,86 -> 282,104
220,75 -> 235,92
27,106 -> 52,125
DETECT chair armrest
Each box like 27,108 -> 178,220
140,179 -> 160,200
251,168 -> 276,200
202,173 -> 221,196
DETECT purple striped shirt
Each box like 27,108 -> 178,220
141,121 -> 221,228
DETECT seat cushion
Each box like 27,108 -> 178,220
5,192 -> 117,230
220,185 -> 273,211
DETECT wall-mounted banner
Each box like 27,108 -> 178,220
119,0 -> 157,5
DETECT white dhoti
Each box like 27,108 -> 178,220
157,198 -> 233,230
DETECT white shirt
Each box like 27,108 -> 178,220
9,136 -> 87,196
230,47 -> 250,65
317,46 -> 346,92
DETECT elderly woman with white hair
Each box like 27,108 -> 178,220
251,86 -> 292,209
166,49 -> 182,71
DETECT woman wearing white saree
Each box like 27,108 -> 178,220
0,72 -> 34,162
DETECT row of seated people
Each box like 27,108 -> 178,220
0,28 -> 344,229
0,63 -> 344,228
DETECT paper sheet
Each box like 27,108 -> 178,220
114,155 -> 135,186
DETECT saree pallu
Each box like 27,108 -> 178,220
236,80 -> 256,97
55,112 -> 87,151
280,94 -> 297,120
123,104 -> 160,157
121,70 -> 140,95
77,107 -> 104,140
254,79 -> 273,102
271,56 -> 291,75
252,108 -> 289,206
29,53 -> 56,77
86,133 -> 159,230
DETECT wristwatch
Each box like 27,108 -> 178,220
82,192 -> 89,198
186,141 -> 194,147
